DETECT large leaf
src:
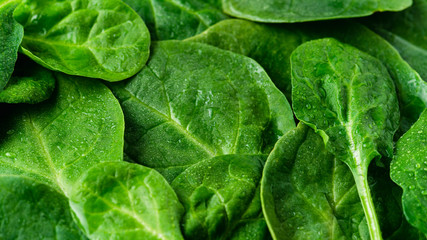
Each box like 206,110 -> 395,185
123,0 -> 227,40
0,0 -> 23,91
366,0 -> 427,81
110,40 -> 295,181
110,40 -> 293,239
0,176 -> 87,240
0,74 -> 124,238
190,20 -> 427,133
261,124 -> 423,240
70,162 -> 185,240
291,38 -> 400,239
221,0 -> 412,23
13,0 -> 151,81
391,110 -> 427,235
0,55 -> 55,104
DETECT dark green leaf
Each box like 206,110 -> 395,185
291,38 -> 400,239
0,176 -> 87,240
391,110 -> 427,235
0,0 -> 23,91
123,0 -> 227,40
14,0 -> 151,81
0,55 -> 55,104
70,162 -> 185,240
221,0 -> 412,23
110,40 -> 295,181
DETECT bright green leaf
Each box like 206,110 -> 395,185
14,0 -> 151,81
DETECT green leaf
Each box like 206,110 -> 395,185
0,55 -> 55,104
365,0 -> 427,81
262,124 -> 368,240
0,74 -> 124,238
0,0 -> 23,91
391,110 -> 427,235
0,73 -> 124,193
0,176 -> 87,240
291,38 -> 400,240
261,124 -> 424,240
14,0 -> 151,81
110,40 -> 295,181
188,19 -> 305,102
70,162 -> 185,240
171,154 -> 269,239
221,0 -> 412,23
123,0 -> 227,40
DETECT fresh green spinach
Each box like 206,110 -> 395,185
123,0 -> 227,40
13,0 -> 151,81
0,0 -> 23,92
0,55 -> 55,104
221,0 -> 412,23
291,38 -> 400,240
391,110 -> 427,236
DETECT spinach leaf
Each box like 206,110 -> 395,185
70,162 -> 185,240
262,124 -> 423,240
291,38 -> 400,239
110,40 -> 295,181
366,0 -> 427,81
123,0 -> 227,40
188,19 -> 306,102
110,40 -> 293,239
0,0 -> 23,91
391,109 -> 427,235
221,0 -> 412,23
0,55 -> 55,104
0,73 -> 124,193
0,176 -> 87,240
13,0 -> 151,81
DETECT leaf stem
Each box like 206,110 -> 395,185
353,172 -> 382,240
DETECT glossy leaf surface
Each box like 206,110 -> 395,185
123,0 -> 227,40
0,73 -> 124,193
70,162 -> 185,240
391,110 -> 427,235
0,0 -> 23,91
0,176 -> 87,240
0,55 -> 55,104
110,40 -> 295,181
221,0 -> 412,23
291,38 -> 400,240
14,0 -> 151,81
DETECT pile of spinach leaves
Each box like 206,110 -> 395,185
0,0 -> 426,239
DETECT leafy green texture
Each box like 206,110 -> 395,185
0,55 -> 55,104
291,38 -> 400,240
366,0 -> 427,81
188,19 -> 305,102
191,20 -> 427,133
14,0 -> 151,81
0,0 -> 23,91
123,0 -> 227,40
221,0 -> 412,23
0,176 -> 87,240
262,124 -> 424,240
110,40 -> 295,181
70,162 -> 185,240
391,110 -> 427,235
0,74 -> 124,238
171,154 -> 267,239
111,40 -> 293,239
0,73 -> 124,193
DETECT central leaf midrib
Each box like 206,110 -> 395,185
124,89 -> 217,156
